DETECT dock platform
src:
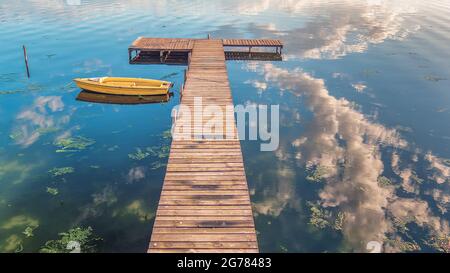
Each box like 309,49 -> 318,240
129,37 -> 283,253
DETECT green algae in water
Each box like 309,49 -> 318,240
161,129 -> 172,139
378,176 -> 392,187
333,212 -> 345,231
0,90 -> 24,95
150,161 -> 166,170
386,239 -> 421,252
54,136 -> 95,152
308,203 -> 331,229
9,131 -> 23,141
426,235 -> 450,253
23,225 -> 38,238
46,187 -> 59,196
308,202 -> 344,231
40,227 -> 101,253
128,148 -> 151,161
306,165 -> 328,183
36,127 -> 60,135
158,145 -> 170,158
48,167 -> 74,177
279,245 -> 288,253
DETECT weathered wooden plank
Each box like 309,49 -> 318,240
157,205 -> 251,210
156,210 -> 253,216
151,234 -> 257,242
149,248 -> 258,253
148,39 -> 258,253
149,242 -> 258,249
161,190 -> 250,196
158,199 -> 251,206
152,227 -> 255,233
153,220 -> 255,228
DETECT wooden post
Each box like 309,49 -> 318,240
23,45 -> 30,78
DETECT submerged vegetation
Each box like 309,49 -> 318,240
128,145 -> 170,161
377,176 -> 392,187
48,167 -> 74,177
54,136 -> 95,153
308,202 -> 344,231
9,131 -> 23,141
309,204 -> 330,229
0,90 -> 24,95
23,225 -> 38,238
128,148 -> 151,160
36,127 -> 60,135
150,161 -> 166,170
426,236 -> 450,253
46,187 -> 59,196
0,215 -> 39,252
40,227 -> 101,253
306,165 -> 328,183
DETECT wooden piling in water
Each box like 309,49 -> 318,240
23,45 -> 30,78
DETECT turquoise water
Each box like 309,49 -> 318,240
1,0 -> 450,253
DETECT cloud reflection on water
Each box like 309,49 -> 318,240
12,96 -> 69,147
251,61 -> 450,251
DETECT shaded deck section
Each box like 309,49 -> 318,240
148,40 -> 258,253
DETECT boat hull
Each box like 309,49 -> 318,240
73,77 -> 172,96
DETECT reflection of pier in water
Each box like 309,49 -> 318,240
128,37 -> 283,253
76,91 -> 172,105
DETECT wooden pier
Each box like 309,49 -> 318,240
129,37 -> 282,253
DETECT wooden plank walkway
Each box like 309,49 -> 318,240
130,37 -> 194,51
148,40 -> 258,253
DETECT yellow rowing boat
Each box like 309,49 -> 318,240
73,77 -> 173,96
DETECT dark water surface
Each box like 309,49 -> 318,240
0,0 -> 449,252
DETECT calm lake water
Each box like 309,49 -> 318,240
1,0 -> 450,253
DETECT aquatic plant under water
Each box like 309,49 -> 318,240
39,227 -> 101,253
48,167 -> 74,177
54,136 -> 95,153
